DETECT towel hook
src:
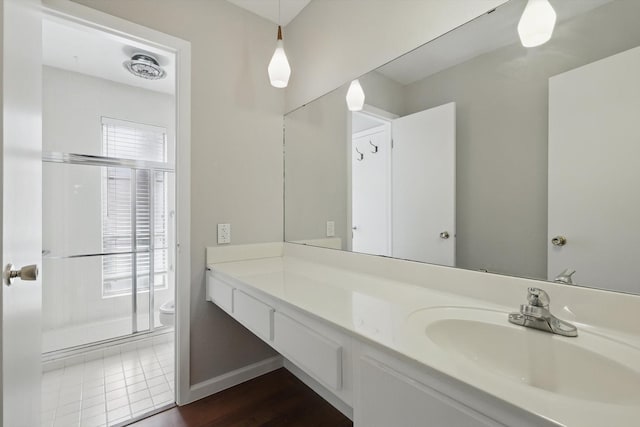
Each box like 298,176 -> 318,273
369,140 -> 379,153
355,147 -> 364,161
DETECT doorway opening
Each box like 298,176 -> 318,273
40,11 -> 178,426
351,110 -> 392,257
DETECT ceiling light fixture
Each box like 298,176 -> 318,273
123,53 -> 166,80
346,79 -> 365,111
268,0 -> 291,88
517,0 -> 557,48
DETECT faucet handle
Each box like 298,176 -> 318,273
527,287 -> 550,307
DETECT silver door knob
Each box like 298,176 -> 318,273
440,231 -> 450,239
551,236 -> 567,246
3,264 -> 39,286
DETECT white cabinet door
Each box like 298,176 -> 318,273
392,102 -> 456,266
274,312 -> 343,391
233,290 -> 274,341
548,46 -> 640,293
356,357 -> 503,427
2,0 -> 43,425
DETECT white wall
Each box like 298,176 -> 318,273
284,0 -> 508,112
42,66 -> 175,331
71,0 -> 283,385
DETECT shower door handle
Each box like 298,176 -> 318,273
3,263 -> 39,286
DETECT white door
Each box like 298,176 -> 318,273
392,102 -> 456,265
352,126 -> 391,256
548,46 -> 640,294
2,0 -> 43,425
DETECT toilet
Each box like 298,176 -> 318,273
159,299 -> 175,326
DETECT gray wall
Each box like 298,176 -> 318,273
72,0 -> 282,385
285,88 -> 348,246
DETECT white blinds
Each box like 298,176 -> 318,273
101,118 -> 169,296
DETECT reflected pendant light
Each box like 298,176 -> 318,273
346,79 -> 365,111
268,1 -> 291,88
517,0 -> 557,48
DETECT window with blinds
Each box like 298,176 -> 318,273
101,118 -> 169,297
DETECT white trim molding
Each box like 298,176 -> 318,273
41,0 -> 192,406
188,356 -> 283,403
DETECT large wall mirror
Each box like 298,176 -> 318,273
284,0 -> 640,295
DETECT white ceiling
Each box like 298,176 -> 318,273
226,0 -> 311,26
42,18 -> 175,95
376,0 -> 612,86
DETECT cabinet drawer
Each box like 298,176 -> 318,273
234,290 -> 274,341
208,276 -> 234,314
274,312 -> 342,390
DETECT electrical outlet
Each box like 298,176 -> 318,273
326,221 -> 335,237
217,223 -> 231,244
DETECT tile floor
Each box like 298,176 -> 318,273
41,341 -> 174,427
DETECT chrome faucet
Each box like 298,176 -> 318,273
508,287 -> 578,337
554,268 -> 576,285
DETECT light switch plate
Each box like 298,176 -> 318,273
218,223 -> 231,244
326,221 -> 335,237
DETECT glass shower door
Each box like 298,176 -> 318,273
42,160 -> 169,354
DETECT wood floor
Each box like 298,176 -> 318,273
130,368 -> 353,427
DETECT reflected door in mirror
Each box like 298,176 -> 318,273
548,45 -> 640,294
392,103 -> 456,266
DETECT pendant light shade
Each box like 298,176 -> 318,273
268,26 -> 291,88
346,79 -> 365,111
518,0 -> 557,48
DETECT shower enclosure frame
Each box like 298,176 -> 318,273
42,0 -> 192,406
42,151 -> 175,336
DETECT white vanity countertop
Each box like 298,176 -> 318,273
207,250 -> 640,427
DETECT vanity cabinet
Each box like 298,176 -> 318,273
356,357 -> 502,427
352,344 -> 556,427
206,269 -> 553,427
206,269 -> 354,408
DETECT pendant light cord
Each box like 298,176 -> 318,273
277,0 -> 282,40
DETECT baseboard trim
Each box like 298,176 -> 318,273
185,355 -> 283,404
284,359 -> 354,420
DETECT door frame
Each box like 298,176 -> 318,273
346,105 -> 397,252
41,0 -> 192,405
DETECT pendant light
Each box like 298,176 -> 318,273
346,79 -> 365,111
517,0 -> 557,48
268,0 -> 291,88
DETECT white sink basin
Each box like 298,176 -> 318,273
408,307 -> 640,405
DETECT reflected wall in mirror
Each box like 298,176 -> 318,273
284,0 -> 640,295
